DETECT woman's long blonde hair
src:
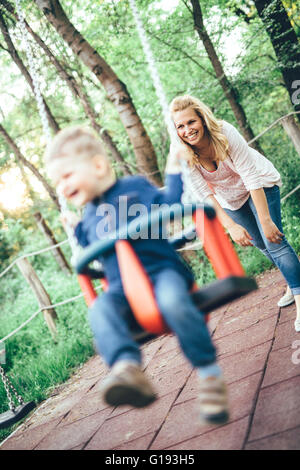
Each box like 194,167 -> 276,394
169,95 -> 229,164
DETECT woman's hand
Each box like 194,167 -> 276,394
227,223 -> 253,247
261,219 -> 284,244
250,189 -> 283,244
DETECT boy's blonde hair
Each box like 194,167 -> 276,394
45,126 -> 107,164
170,95 -> 229,164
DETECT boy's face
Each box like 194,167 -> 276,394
48,156 -> 105,207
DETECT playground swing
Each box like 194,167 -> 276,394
75,0 -> 258,339
75,203 -> 257,342
0,365 -> 36,430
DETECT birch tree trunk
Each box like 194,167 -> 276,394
0,11 -> 59,134
190,0 -> 263,153
34,0 -> 162,185
26,20 -> 132,176
0,124 -> 60,209
1,0 -> 132,176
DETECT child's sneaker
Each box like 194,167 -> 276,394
294,319 -> 300,333
100,360 -> 157,408
198,375 -> 229,425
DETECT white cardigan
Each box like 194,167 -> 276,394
190,121 -> 282,210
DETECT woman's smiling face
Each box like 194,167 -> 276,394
173,107 -> 206,147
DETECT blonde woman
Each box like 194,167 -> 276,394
170,95 -> 300,332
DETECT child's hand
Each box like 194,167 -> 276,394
166,140 -> 193,173
60,210 -> 80,230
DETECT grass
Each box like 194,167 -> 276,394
0,195 -> 299,444
0,251 -> 96,443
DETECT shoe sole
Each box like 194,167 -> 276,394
103,383 -> 156,408
199,410 -> 229,425
277,298 -> 295,307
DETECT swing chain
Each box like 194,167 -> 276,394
15,0 -> 52,144
0,365 -> 24,412
129,0 -> 196,205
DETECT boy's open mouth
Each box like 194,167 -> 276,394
69,190 -> 79,199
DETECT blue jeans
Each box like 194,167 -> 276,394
224,186 -> 300,295
89,269 -> 216,367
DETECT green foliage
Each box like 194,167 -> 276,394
0,220 -> 14,267
0,215 -> 32,270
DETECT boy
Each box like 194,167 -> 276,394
46,126 -> 229,424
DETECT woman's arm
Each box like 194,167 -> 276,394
223,121 -> 281,191
250,188 -> 283,244
206,195 -> 253,247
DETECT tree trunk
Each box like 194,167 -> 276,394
1,0 -> 132,176
34,0 -> 162,185
27,21 -> 132,177
281,114 -> 300,157
33,211 -> 71,274
0,11 -> 60,134
253,0 -> 300,122
0,124 -> 60,209
190,0 -> 263,153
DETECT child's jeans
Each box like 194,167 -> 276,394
224,185 -> 300,295
89,268 -> 216,367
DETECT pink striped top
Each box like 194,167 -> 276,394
190,121 -> 282,210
